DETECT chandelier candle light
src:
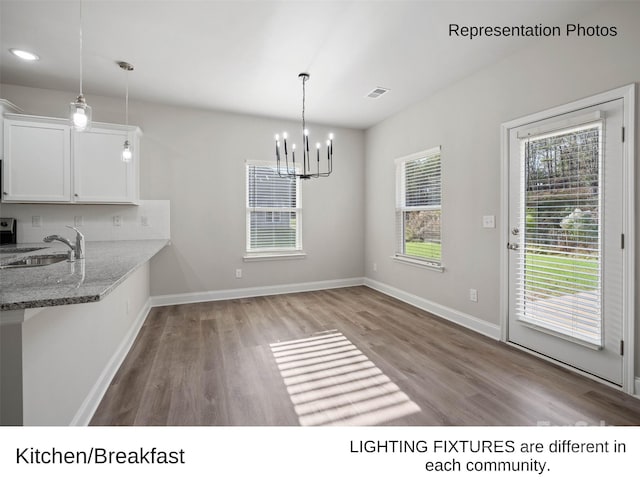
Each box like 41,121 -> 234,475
275,73 -> 333,179
69,0 -> 92,132
118,61 -> 134,162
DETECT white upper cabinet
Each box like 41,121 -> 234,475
73,126 -> 139,203
3,117 -> 71,202
0,99 -> 23,157
2,114 -> 141,204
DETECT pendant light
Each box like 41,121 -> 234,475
118,61 -> 134,162
274,73 -> 333,180
69,0 -> 92,132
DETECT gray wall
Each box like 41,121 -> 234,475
0,84 -> 366,296
364,3 -> 640,375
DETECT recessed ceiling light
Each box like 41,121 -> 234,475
9,48 -> 40,61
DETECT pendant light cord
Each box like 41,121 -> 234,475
79,0 -> 84,96
125,69 -> 129,126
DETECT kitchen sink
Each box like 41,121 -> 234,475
0,247 -> 46,254
1,253 -> 69,268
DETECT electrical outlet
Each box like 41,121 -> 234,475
373,263 -> 377,272
113,215 -> 122,227
469,288 -> 478,302
74,216 -> 83,227
235,269 -> 242,279
482,215 -> 496,229
32,215 -> 42,227
140,215 -> 149,227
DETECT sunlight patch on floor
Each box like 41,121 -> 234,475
270,329 -> 421,426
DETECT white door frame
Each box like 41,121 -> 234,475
500,84 -> 636,395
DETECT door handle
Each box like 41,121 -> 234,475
507,242 -> 519,250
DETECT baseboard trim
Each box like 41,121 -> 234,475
364,278 -> 500,340
70,299 -> 151,426
150,277 -> 366,307
150,277 -> 499,340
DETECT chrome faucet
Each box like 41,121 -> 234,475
43,226 -> 85,260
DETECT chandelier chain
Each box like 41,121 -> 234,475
301,75 -> 306,135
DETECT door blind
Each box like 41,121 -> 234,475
517,122 -> 602,346
247,163 -> 301,252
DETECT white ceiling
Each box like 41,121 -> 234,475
0,0 -> 605,129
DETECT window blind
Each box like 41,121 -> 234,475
395,147 -> 442,265
246,163 -> 301,252
516,122 -> 602,346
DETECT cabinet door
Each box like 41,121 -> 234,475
73,128 -> 136,203
2,120 -> 71,202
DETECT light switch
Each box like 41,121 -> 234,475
482,215 -> 496,229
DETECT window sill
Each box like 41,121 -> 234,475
243,251 -> 307,262
391,255 -> 444,272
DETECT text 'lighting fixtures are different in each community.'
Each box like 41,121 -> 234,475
118,61 -> 134,163
68,0 -> 92,132
274,73 -> 333,180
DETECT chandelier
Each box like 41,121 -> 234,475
274,73 -> 333,179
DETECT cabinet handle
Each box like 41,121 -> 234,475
74,193 -> 79,197
2,192 -> 7,195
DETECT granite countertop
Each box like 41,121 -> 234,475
0,239 -> 169,311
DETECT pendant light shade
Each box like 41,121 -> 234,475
69,94 -> 92,132
69,0 -> 92,132
122,140 -> 132,163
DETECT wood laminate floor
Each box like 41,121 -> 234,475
91,286 -> 640,426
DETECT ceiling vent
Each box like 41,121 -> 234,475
366,87 -> 390,99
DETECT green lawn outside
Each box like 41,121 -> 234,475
405,241 -> 441,261
525,253 -> 599,295
405,242 -> 597,296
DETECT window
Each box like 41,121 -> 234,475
395,147 -> 442,267
246,161 -> 302,255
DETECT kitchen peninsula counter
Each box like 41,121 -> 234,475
0,239 -> 169,311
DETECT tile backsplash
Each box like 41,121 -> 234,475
0,200 -> 170,243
